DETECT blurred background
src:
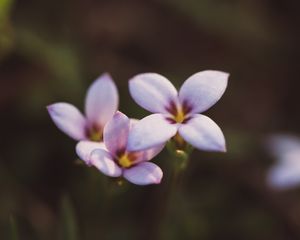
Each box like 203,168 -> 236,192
1,0 -> 300,239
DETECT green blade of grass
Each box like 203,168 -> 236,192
60,196 -> 79,240
9,215 -> 19,240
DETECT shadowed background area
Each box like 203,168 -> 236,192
1,0 -> 300,239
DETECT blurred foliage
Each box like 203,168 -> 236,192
167,0 -> 277,44
0,0 -> 15,59
16,28 -> 83,97
60,196 -> 78,240
9,215 -> 19,240
0,0 -> 300,239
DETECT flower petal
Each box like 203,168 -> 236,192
127,114 -> 178,151
179,70 -> 229,113
129,118 -> 139,129
90,149 -> 122,177
133,144 -> 165,163
178,114 -> 226,152
85,73 -> 119,129
267,163 -> 300,189
128,118 -> 165,162
140,144 -> 165,161
76,140 -> 106,165
47,102 -> 87,140
123,162 -> 163,185
129,73 -> 178,113
103,111 -> 130,156
266,135 -> 300,163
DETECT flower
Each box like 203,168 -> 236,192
127,70 -> 228,152
90,111 -> 164,185
266,134 -> 300,189
47,73 -> 118,164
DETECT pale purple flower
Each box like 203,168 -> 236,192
266,134 -> 300,189
127,70 -> 228,152
90,111 -> 164,185
47,73 -> 118,164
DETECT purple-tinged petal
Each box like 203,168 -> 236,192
179,70 -> 229,113
267,163 -> 300,190
76,140 -> 106,165
123,162 -> 163,185
85,73 -> 119,129
103,111 -> 130,157
129,73 -> 178,114
128,118 -> 164,162
90,149 -> 122,177
127,114 -> 178,151
141,143 -> 165,161
47,102 -> 87,141
178,114 -> 226,152
133,144 -> 165,163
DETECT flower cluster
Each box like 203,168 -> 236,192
47,71 -> 229,185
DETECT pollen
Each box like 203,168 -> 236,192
89,131 -> 102,141
118,154 -> 133,168
174,108 -> 185,123
88,125 -> 102,141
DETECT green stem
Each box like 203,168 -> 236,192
9,215 -> 19,240
166,139 -> 193,174
154,142 -> 193,239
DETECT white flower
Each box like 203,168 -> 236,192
47,73 -> 118,164
127,70 -> 228,152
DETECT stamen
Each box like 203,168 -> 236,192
89,131 -> 102,141
174,107 -> 185,123
165,101 -> 192,124
118,154 -> 133,168
87,124 -> 103,141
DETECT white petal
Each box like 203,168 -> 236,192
266,135 -> 300,163
140,144 -> 165,161
123,162 -> 163,185
128,143 -> 165,165
127,114 -> 178,151
266,134 -> 300,189
103,111 -> 130,157
85,73 -> 119,129
178,114 -> 226,152
128,118 -> 164,163
90,149 -> 122,177
76,140 -> 106,164
267,163 -> 300,189
179,70 -> 229,113
129,118 -> 139,129
129,73 -> 178,113
47,102 -> 87,140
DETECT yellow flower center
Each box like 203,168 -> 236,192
89,130 -> 102,141
88,124 -> 103,141
118,154 -> 133,168
174,107 -> 185,123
